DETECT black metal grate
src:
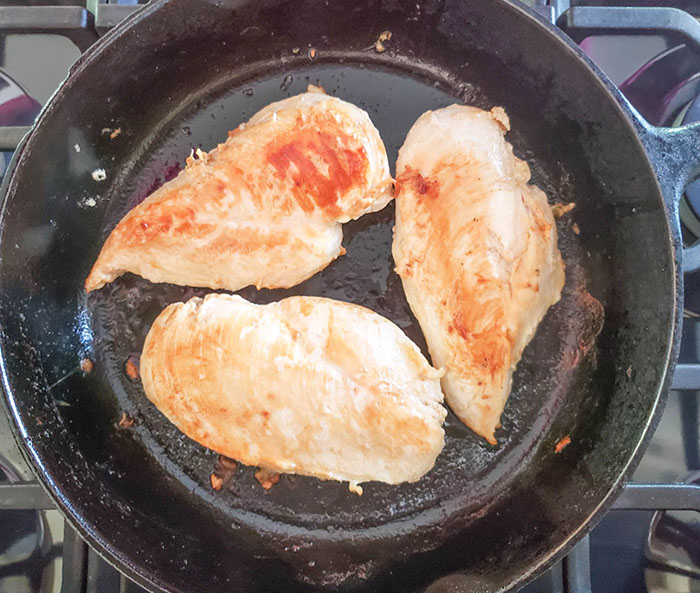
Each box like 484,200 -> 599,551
3,479 -> 700,592
1,2 -> 700,592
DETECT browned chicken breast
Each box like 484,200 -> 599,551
85,88 -> 393,293
392,105 -> 565,444
140,294 -> 446,486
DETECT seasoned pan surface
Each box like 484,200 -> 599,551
90,62 -> 597,532
0,1 -> 677,591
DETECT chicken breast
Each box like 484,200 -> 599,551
392,105 -> 565,444
140,294 -> 446,485
85,88 -> 393,293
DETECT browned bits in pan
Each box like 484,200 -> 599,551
210,472 -> 224,491
101,127 -> 122,139
554,435 -> 571,453
254,468 -> 281,490
124,356 -> 139,380
572,222 -> 580,235
80,358 -> 94,373
375,30 -> 392,53
118,411 -> 134,429
348,482 -> 364,496
209,455 -> 237,492
218,455 -> 237,471
561,289 -> 604,370
551,201 -> 576,218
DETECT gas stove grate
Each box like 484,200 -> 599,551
3,479 -> 700,592
1,3 -> 700,593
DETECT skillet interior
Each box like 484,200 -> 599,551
0,1 -> 677,592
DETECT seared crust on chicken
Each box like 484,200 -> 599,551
392,105 -> 565,444
86,89 -> 393,293
140,294 -> 446,485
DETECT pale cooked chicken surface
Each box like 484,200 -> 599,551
85,88 -> 393,292
392,105 -> 565,444
140,294 -> 446,485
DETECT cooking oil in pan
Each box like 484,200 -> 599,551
90,63 -> 592,535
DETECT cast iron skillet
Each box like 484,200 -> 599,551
1,1 -> 700,592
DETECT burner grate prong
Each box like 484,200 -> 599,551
0,481 -> 53,510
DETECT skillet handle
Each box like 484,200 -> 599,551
641,123 -> 700,273
559,6 -> 700,273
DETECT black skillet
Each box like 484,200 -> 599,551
1,1 -> 700,592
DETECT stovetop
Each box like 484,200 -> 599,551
2,2 -> 700,593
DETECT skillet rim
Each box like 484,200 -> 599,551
0,1 -> 680,591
